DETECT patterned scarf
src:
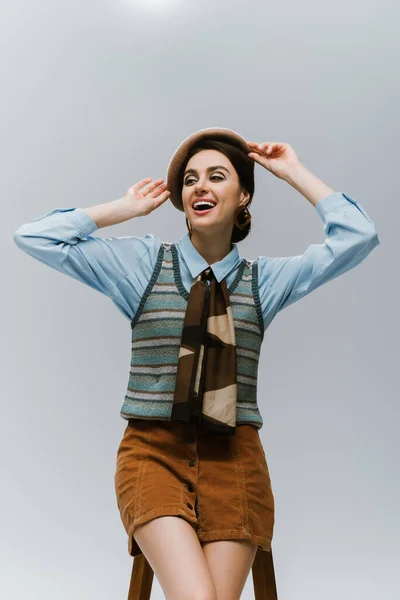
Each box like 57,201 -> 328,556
171,267 -> 238,436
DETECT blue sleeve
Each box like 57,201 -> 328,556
257,192 -> 380,330
13,207 -> 162,321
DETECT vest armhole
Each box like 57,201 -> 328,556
170,243 -> 189,300
252,258 -> 265,339
228,258 -> 247,294
130,243 -> 165,329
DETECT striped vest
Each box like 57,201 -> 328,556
120,242 -> 265,429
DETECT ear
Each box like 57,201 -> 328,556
241,190 -> 250,207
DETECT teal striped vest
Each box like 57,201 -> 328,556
120,242 -> 265,429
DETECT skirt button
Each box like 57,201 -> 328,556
187,482 -> 195,492
186,502 -> 193,510
189,459 -> 196,467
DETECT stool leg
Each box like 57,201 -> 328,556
252,547 -> 278,600
127,554 -> 154,600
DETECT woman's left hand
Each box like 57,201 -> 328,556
246,141 -> 301,180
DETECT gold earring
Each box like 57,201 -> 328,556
233,204 -> 251,230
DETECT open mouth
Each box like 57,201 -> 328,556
192,200 -> 217,215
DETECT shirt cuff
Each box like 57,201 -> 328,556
315,191 -> 373,224
58,207 -> 98,237
72,208 -> 99,237
32,207 -> 98,238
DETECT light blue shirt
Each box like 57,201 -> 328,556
13,192 -> 380,330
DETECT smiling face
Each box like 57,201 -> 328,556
181,149 -> 250,236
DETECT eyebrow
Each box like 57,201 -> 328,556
183,165 -> 230,177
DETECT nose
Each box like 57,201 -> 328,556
193,177 -> 209,193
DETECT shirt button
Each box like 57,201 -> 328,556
187,483 -> 195,492
189,460 -> 196,467
186,502 -> 193,510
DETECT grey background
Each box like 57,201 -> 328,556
2,0 -> 398,598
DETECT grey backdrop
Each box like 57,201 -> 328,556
2,0 -> 398,598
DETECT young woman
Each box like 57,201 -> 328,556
14,127 -> 380,600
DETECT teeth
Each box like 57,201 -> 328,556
193,201 -> 216,209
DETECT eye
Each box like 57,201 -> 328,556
184,174 -> 224,185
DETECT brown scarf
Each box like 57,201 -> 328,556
171,267 -> 238,436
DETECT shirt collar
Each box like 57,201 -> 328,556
175,232 -> 242,282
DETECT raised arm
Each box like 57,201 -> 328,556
257,190 -> 380,330
246,142 -> 380,330
13,179 -> 168,299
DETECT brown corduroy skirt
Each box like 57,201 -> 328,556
114,417 -> 275,558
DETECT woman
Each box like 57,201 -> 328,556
14,127 -> 380,600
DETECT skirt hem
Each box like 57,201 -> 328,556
125,505 -> 272,556
127,505 -> 198,556
197,529 -> 271,552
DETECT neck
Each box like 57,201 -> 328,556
189,229 -> 233,264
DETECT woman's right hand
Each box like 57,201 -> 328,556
124,178 -> 171,217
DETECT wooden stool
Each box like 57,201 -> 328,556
127,546 -> 278,599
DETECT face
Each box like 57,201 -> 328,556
181,149 -> 249,234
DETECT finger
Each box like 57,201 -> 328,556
142,181 -> 165,197
146,178 -> 165,192
264,144 -> 276,155
248,149 -> 267,159
152,182 -> 168,196
251,143 -> 264,151
133,177 -> 152,190
156,190 -> 171,206
248,141 -> 268,151
248,145 -> 264,153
